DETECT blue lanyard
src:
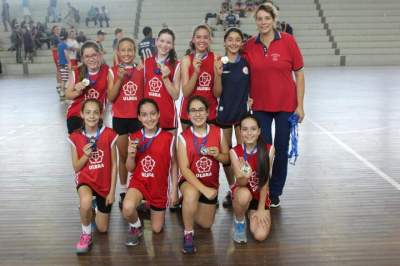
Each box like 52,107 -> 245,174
243,143 -> 256,162
84,127 -> 100,151
85,71 -> 97,86
288,113 -> 299,165
192,127 -> 208,155
154,57 -> 168,75
139,128 -> 159,153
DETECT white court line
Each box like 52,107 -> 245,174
307,118 -> 400,191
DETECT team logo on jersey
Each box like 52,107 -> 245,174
195,156 -> 213,178
122,81 -> 138,101
248,171 -> 259,192
148,77 -> 162,97
85,88 -> 100,100
141,155 -> 156,177
197,72 -> 211,91
89,149 -> 105,170
271,53 -> 280,62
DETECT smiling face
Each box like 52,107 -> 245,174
224,31 -> 243,55
138,102 -> 160,132
188,99 -> 209,128
81,101 -> 101,130
255,9 -> 275,35
240,117 -> 261,146
192,27 -> 211,53
82,47 -> 101,72
156,32 -> 174,57
118,40 -> 135,64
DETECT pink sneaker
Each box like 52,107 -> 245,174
76,233 -> 92,254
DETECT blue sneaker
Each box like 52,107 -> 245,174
182,232 -> 196,254
232,220 -> 247,244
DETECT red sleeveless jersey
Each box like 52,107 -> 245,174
68,127 -> 118,197
128,129 -> 174,208
110,65 -> 144,118
66,64 -> 109,119
179,124 -> 222,189
180,52 -> 218,121
144,56 -> 179,129
231,143 -> 271,206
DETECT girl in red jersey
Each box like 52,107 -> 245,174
123,98 -> 178,246
107,37 -> 144,209
180,24 -> 222,130
68,99 -> 118,254
65,41 -> 110,134
144,28 -> 180,131
230,113 -> 275,244
177,96 -> 230,254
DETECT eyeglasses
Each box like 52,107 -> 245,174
188,107 -> 207,114
83,54 -> 99,60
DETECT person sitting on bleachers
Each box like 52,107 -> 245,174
85,6 -> 99,27
277,21 -> 293,35
98,6 -> 110,28
234,0 -> 246,17
224,10 -> 240,30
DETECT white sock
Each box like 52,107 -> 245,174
184,230 -> 194,236
120,184 -> 128,193
129,219 -> 141,229
82,224 -> 92,235
235,217 -> 245,224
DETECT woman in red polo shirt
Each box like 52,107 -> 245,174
243,3 -> 305,208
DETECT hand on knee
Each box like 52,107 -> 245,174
253,230 -> 268,242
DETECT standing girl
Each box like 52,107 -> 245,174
230,114 -> 274,243
107,37 -> 144,209
65,41 -> 109,134
144,28 -> 180,131
180,24 -> 222,130
123,99 -> 178,246
68,99 -> 118,254
243,3 -> 305,207
177,96 -> 230,254
214,27 -> 250,208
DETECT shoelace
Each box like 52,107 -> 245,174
288,113 -> 299,165
184,234 -> 193,245
80,234 -> 91,244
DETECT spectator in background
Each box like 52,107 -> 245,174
86,6 -> 99,27
224,10 -> 240,30
65,2 -> 79,28
234,0 -> 246,17
277,21 -> 293,35
22,26 -> 34,62
112,28 -> 123,65
138,26 -> 156,61
76,31 -> 87,45
2,0 -> 10,32
10,23 -> 23,63
50,25 -> 61,91
99,5 -> 110,28
66,29 -> 80,70
96,29 -> 107,55
48,0 -> 58,23
57,29 -> 69,99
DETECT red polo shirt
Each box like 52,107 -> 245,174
243,31 -> 303,112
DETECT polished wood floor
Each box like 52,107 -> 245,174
0,66 -> 400,266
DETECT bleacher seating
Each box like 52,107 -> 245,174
0,0 -> 399,75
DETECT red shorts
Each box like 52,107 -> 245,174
231,184 -> 270,209
129,177 -> 168,210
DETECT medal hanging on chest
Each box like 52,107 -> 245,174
138,128 -> 159,153
241,143 -> 256,174
193,127 -> 208,156
85,128 -> 100,151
